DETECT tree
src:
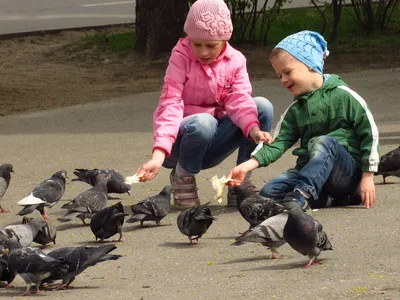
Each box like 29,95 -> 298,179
135,0 -> 189,59
350,0 -> 398,32
330,0 -> 343,42
310,0 -> 331,36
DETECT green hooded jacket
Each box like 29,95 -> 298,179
253,75 -> 380,172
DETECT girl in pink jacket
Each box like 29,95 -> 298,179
137,0 -> 274,209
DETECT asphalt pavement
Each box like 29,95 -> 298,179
0,68 -> 399,299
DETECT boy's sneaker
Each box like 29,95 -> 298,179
227,179 -> 259,207
170,169 -> 200,210
282,190 -> 310,211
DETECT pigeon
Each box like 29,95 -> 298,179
22,217 -> 56,248
0,235 -> 20,288
17,169 -> 67,219
177,202 -> 216,244
127,185 -> 171,226
0,217 -> 47,247
43,244 -> 122,289
231,213 -> 288,259
90,202 -> 127,242
72,168 -> 131,198
375,146 -> 400,184
0,163 -> 14,213
283,203 -> 333,268
0,256 -> 15,288
57,174 -> 109,224
233,184 -> 286,233
4,246 -> 69,296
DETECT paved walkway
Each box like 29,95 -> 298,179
0,68 -> 399,299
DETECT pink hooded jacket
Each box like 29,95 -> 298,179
153,37 -> 260,157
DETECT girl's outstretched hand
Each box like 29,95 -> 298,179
136,149 -> 166,182
249,127 -> 273,144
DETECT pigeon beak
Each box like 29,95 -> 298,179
11,170 -> 15,173
127,191 -> 131,196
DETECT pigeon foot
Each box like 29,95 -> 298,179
270,251 -> 280,259
0,208 -> 9,213
304,258 -> 322,268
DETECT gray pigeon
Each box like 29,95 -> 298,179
127,185 -> 171,226
43,244 -> 122,290
90,202 -> 127,242
177,202 -> 216,244
283,204 -> 333,268
375,146 -> 400,184
4,246 -> 69,296
231,213 -> 288,259
0,163 -> 14,213
72,168 -> 131,198
17,169 -> 67,219
57,174 -> 109,224
233,184 -> 286,233
0,218 -> 47,247
22,217 -> 56,248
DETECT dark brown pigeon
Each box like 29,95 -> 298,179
375,146 -> 400,184
72,168 -> 131,198
177,202 -> 216,244
0,163 -> 14,213
127,185 -> 171,226
90,202 -> 127,242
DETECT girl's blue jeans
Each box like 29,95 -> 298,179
163,97 -> 274,173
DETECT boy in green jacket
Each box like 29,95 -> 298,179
227,30 -> 379,209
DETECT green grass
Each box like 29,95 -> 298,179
268,3 -> 400,46
78,28 -> 136,56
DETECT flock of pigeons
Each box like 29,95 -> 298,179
0,145 -> 398,296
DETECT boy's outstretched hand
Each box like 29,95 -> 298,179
249,127 -> 273,144
227,158 -> 260,186
359,172 -> 375,209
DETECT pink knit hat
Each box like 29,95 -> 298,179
184,0 -> 233,41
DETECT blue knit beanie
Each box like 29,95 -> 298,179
275,30 -> 329,74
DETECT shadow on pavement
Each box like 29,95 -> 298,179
222,255 -> 269,265
242,259 -> 329,271
158,241 -> 199,249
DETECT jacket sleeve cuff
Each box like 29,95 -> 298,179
243,121 -> 260,138
152,138 -> 174,158
362,164 -> 378,172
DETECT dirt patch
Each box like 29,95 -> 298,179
0,27 -> 398,116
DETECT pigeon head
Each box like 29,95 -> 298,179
96,174 -> 110,183
25,217 -> 47,232
0,233 -> 21,252
232,184 -> 257,203
160,185 -> 172,198
115,182 -> 131,195
0,163 -> 14,175
53,169 -> 68,180
319,231 -> 333,251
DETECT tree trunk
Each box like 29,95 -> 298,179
135,0 -> 189,59
331,0 -> 343,42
